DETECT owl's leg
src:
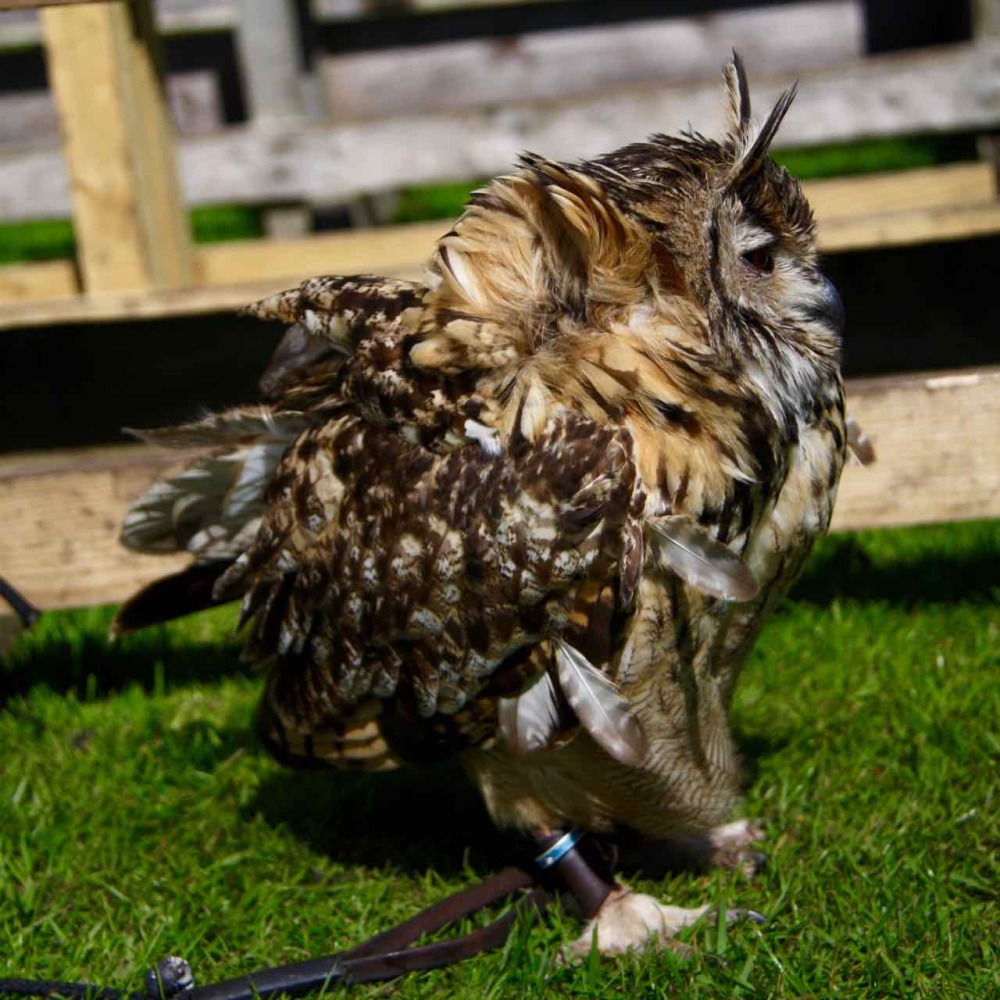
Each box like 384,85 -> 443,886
705,818 -> 767,875
535,830 -> 763,959
636,818 -> 767,877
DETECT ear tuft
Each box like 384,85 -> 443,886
728,68 -> 798,188
724,50 -> 752,137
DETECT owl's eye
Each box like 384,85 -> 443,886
743,246 -> 775,274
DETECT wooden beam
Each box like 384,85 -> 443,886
0,444 -> 192,612
0,260 -> 78,303
819,202 -> 1000,253
4,40 -> 997,222
805,163 -> 996,222
0,1 -> 110,10
194,219 -> 442,286
318,1 -> 863,123
235,0 -> 307,124
832,368 -> 1000,531
2,157 -> 1000,328
312,0 -> 569,15
0,2 -> 237,50
39,0 -> 194,291
0,614 -> 25,657
0,277 -> 303,329
0,367 -> 994,612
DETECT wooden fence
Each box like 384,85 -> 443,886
0,0 -> 997,614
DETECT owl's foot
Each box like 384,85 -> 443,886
707,818 -> 767,876
564,886 -> 763,959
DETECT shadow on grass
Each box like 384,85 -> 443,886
244,725 -> 794,881
734,729 -> 791,791
789,531 -> 999,608
0,603 -> 249,706
246,761 -> 514,877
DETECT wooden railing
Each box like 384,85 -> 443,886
0,0 -> 997,614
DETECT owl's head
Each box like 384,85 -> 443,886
586,53 -> 843,360
418,55 -> 842,418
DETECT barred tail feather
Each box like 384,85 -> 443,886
256,684 -> 400,772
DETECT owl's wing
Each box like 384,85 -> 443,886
247,275 -> 425,411
218,407 -> 645,771
114,276 -> 427,633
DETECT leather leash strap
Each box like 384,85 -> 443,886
191,866 -> 547,997
0,864 -> 557,1000
0,576 -> 41,629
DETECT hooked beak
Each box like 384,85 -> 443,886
810,273 -> 845,336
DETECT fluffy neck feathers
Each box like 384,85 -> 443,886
409,153 -> 838,479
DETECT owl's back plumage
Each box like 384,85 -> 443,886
117,57 -> 846,841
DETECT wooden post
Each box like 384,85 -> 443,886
972,0 -> 1000,39
235,0 -> 306,124
972,0 -> 1000,176
235,0 -> 314,239
40,0 -> 194,293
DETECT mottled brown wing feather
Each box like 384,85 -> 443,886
239,409 -> 644,769
247,275 -> 425,412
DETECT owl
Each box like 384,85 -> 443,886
115,57 -> 850,955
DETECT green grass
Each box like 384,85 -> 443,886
0,207 -> 264,266
1,521 -> 997,998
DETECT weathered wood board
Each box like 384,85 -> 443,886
2,162 -> 997,329
0,72 -> 224,147
0,368 -> 995,613
2,41 -> 996,223
0,260 -> 78,304
0,445 -> 192,613
318,1 -> 863,122
830,368 -> 1000,531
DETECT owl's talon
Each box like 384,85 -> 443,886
708,818 -> 768,876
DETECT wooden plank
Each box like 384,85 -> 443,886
0,1 -> 110,10
194,219 -> 442,285
40,0 -> 194,291
4,40 -> 998,222
0,73 -> 225,146
805,162 -> 996,222
819,202 -> 1000,253
312,0 -> 568,15
832,368 -> 1000,530
0,259 -> 78,302
3,157 -> 1000,327
318,2 -> 863,122
0,220 -> 440,327
0,444 -> 192,612
0,279 -> 304,329
159,38 -> 1000,208
0,367 -> 994,611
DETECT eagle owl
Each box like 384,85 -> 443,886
116,57 -> 848,954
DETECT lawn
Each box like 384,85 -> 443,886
0,520 -> 996,999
